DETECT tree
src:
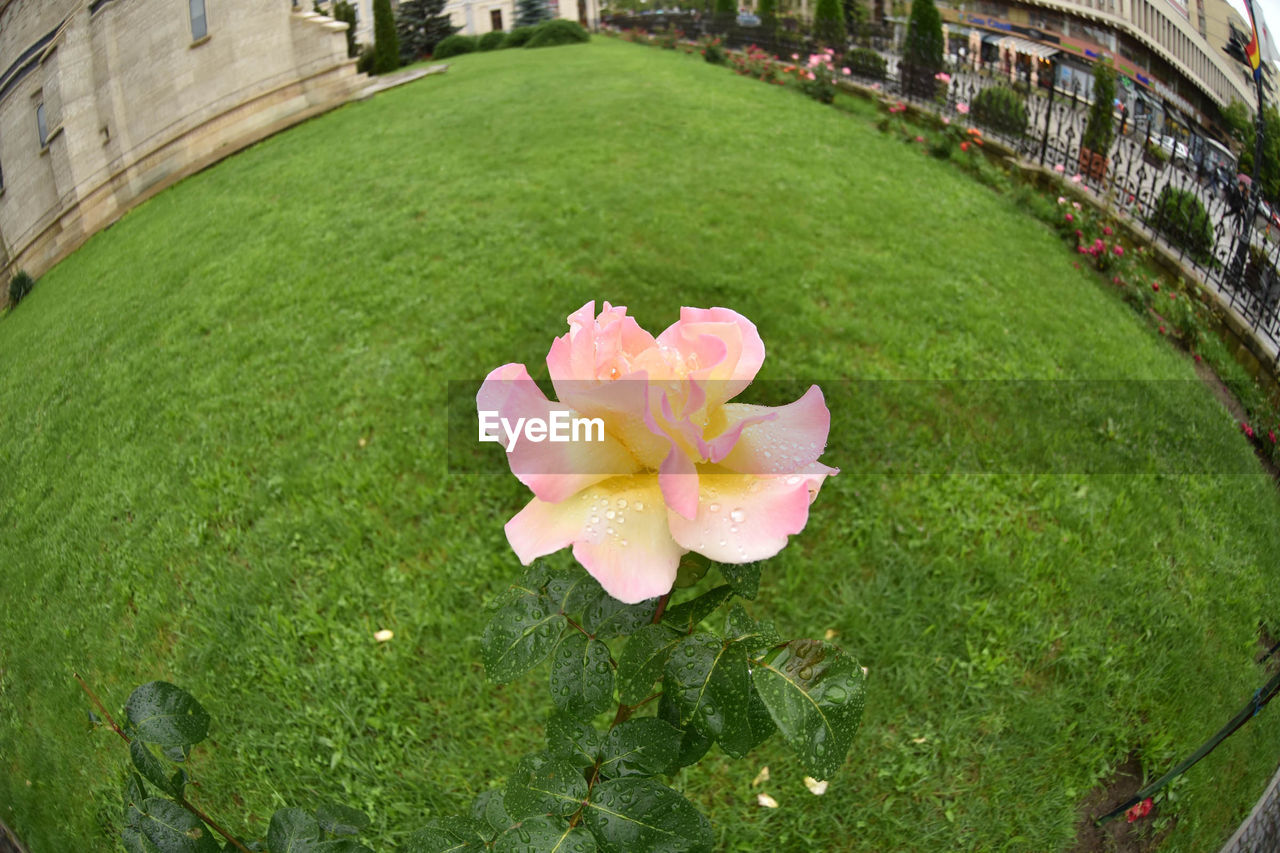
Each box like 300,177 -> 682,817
1081,59 -> 1116,155
1236,105 -> 1280,204
332,0 -> 359,58
843,0 -> 868,43
516,0 -> 551,28
372,0 -> 400,74
901,0 -> 942,97
814,0 -> 847,48
396,0 -> 458,62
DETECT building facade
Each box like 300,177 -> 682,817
937,0 -> 1259,133
0,0 -> 361,288
443,0 -> 600,36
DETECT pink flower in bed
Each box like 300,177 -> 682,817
477,302 -> 838,603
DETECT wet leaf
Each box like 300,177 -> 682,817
581,595 -> 658,639
716,562 -> 761,599
546,712 -> 601,768
504,753 -> 589,820
724,604 -> 781,654
661,586 -> 733,634
751,640 -> 867,779
657,692 -> 711,770
482,585 -> 567,683
125,682 -> 210,748
470,789 -> 512,836
615,624 -> 681,705
582,777 -> 712,852
401,815 -> 489,852
549,632 -> 614,719
492,816 -> 596,853
315,802 -> 370,836
134,798 -> 219,853
598,718 -> 680,778
663,633 -> 755,753
130,740 -> 183,799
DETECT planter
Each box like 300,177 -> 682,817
1079,146 -> 1108,181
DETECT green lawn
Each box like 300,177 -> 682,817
2,38 -> 1279,852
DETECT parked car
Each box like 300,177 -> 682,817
1156,135 -> 1190,166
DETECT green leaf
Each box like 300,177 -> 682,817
130,740 -> 183,798
545,712 -> 601,768
663,633 -> 754,750
582,778 -> 712,853
661,586 -> 733,634
125,682 -> 211,748
735,684 -> 777,758
673,553 -> 712,588
657,688 -> 711,770
492,816 -> 596,853
482,586 -> 567,683
615,624 -> 682,706
549,633 -> 614,719
751,639 -> 867,779
716,562 -> 761,599
268,808 -> 322,851
581,594 -> 658,639
545,568 -> 596,617
135,798 -> 219,853
724,604 -> 781,655
598,718 -> 680,778
122,827 -> 163,853
503,752 -> 589,820
401,816 -> 489,853
124,771 -> 148,825
470,789 -> 512,835
315,803 -> 370,836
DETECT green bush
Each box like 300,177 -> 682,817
356,44 -> 376,74
502,26 -> 537,47
971,86 -> 1027,137
845,47 -> 886,81
433,34 -> 477,58
526,19 -> 590,47
372,0 -> 400,73
1082,59 -> 1116,155
1153,186 -> 1214,264
7,270 -> 34,309
813,0 -> 847,48
479,30 -> 506,50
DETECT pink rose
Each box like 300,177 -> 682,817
843,67 -> 852,75
935,72 -> 951,83
1071,174 -> 1083,183
1065,213 -> 1074,222
956,102 -> 970,114
478,303 -> 838,603
1054,164 -> 1066,174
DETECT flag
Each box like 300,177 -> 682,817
1244,0 -> 1263,79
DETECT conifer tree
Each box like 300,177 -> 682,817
372,0 -> 400,74
396,0 -> 459,62
516,0 -> 551,28
901,0 -> 943,96
814,0 -> 847,48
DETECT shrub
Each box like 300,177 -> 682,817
813,0 -> 847,49
701,36 -> 726,65
332,0 -> 359,58
971,86 -> 1027,137
503,26 -> 537,47
657,29 -> 679,50
357,44 -> 376,74
901,0 -> 943,97
1082,59 -> 1117,155
433,34 -> 477,58
1153,186 -> 1214,263
7,270 -> 34,308
526,19 -> 590,48
479,30 -> 506,50
372,0 -> 400,73
845,47 -> 886,81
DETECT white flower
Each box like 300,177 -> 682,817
804,777 -> 828,795
757,793 -> 779,808
374,629 -> 394,642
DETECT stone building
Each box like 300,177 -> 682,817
0,0 -> 361,290
442,0 -> 600,37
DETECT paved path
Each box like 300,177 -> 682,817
355,64 -> 449,101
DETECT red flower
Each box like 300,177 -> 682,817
1194,353 -> 1202,362
1066,213 -> 1074,222
1270,430 -> 1277,443
1159,325 -> 1166,334
960,141 -> 970,152
1103,226 -> 1113,235
1125,798 -> 1154,823
1152,282 -> 1160,292
1113,276 -> 1122,285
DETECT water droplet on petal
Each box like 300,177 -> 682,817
787,476 -> 802,486
617,498 -> 628,509
730,508 -> 745,523
606,509 -> 616,520
607,527 -> 615,536
620,539 -> 628,546
730,526 -> 738,533
634,501 -> 645,511
709,503 -> 721,513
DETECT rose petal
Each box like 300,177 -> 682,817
659,444 -> 700,520
477,363 -> 640,503
667,463 -> 837,563
757,793 -> 779,808
717,385 -> 831,475
803,777 -> 828,795
656,307 -> 765,407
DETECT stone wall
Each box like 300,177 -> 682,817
0,0 -> 363,298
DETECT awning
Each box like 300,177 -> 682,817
998,36 -> 1059,60
981,33 -> 1003,45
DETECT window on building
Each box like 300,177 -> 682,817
190,0 -> 208,40
491,8 -> 502,29
36,102 -> 48,147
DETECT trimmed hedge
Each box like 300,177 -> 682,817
502,26 -> 537,47
845,47 -> 886,81
525,19 -> 590,47
1153,186 -> 1214,264
479,30 -> 506,50
971,86 -> 1027,137
433,34 -> 477,58
7,270 -> 34,309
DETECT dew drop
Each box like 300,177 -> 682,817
617,498 -> 628,509
709,503 -> 721,513
606,509 -> 616,520
620,539 -> 628,547
634,501 -> 645,511
590,515 -> 599,524
607,527 -> 615,536
825,686 -> 848,704
799,666 -> 814,680
730,508 -> 745,523
787,476 -> 802,485
719,539 -> 727,547
763,450 -> 772,458
730,526 -> 739,533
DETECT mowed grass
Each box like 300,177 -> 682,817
2,38 -> 1279,852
